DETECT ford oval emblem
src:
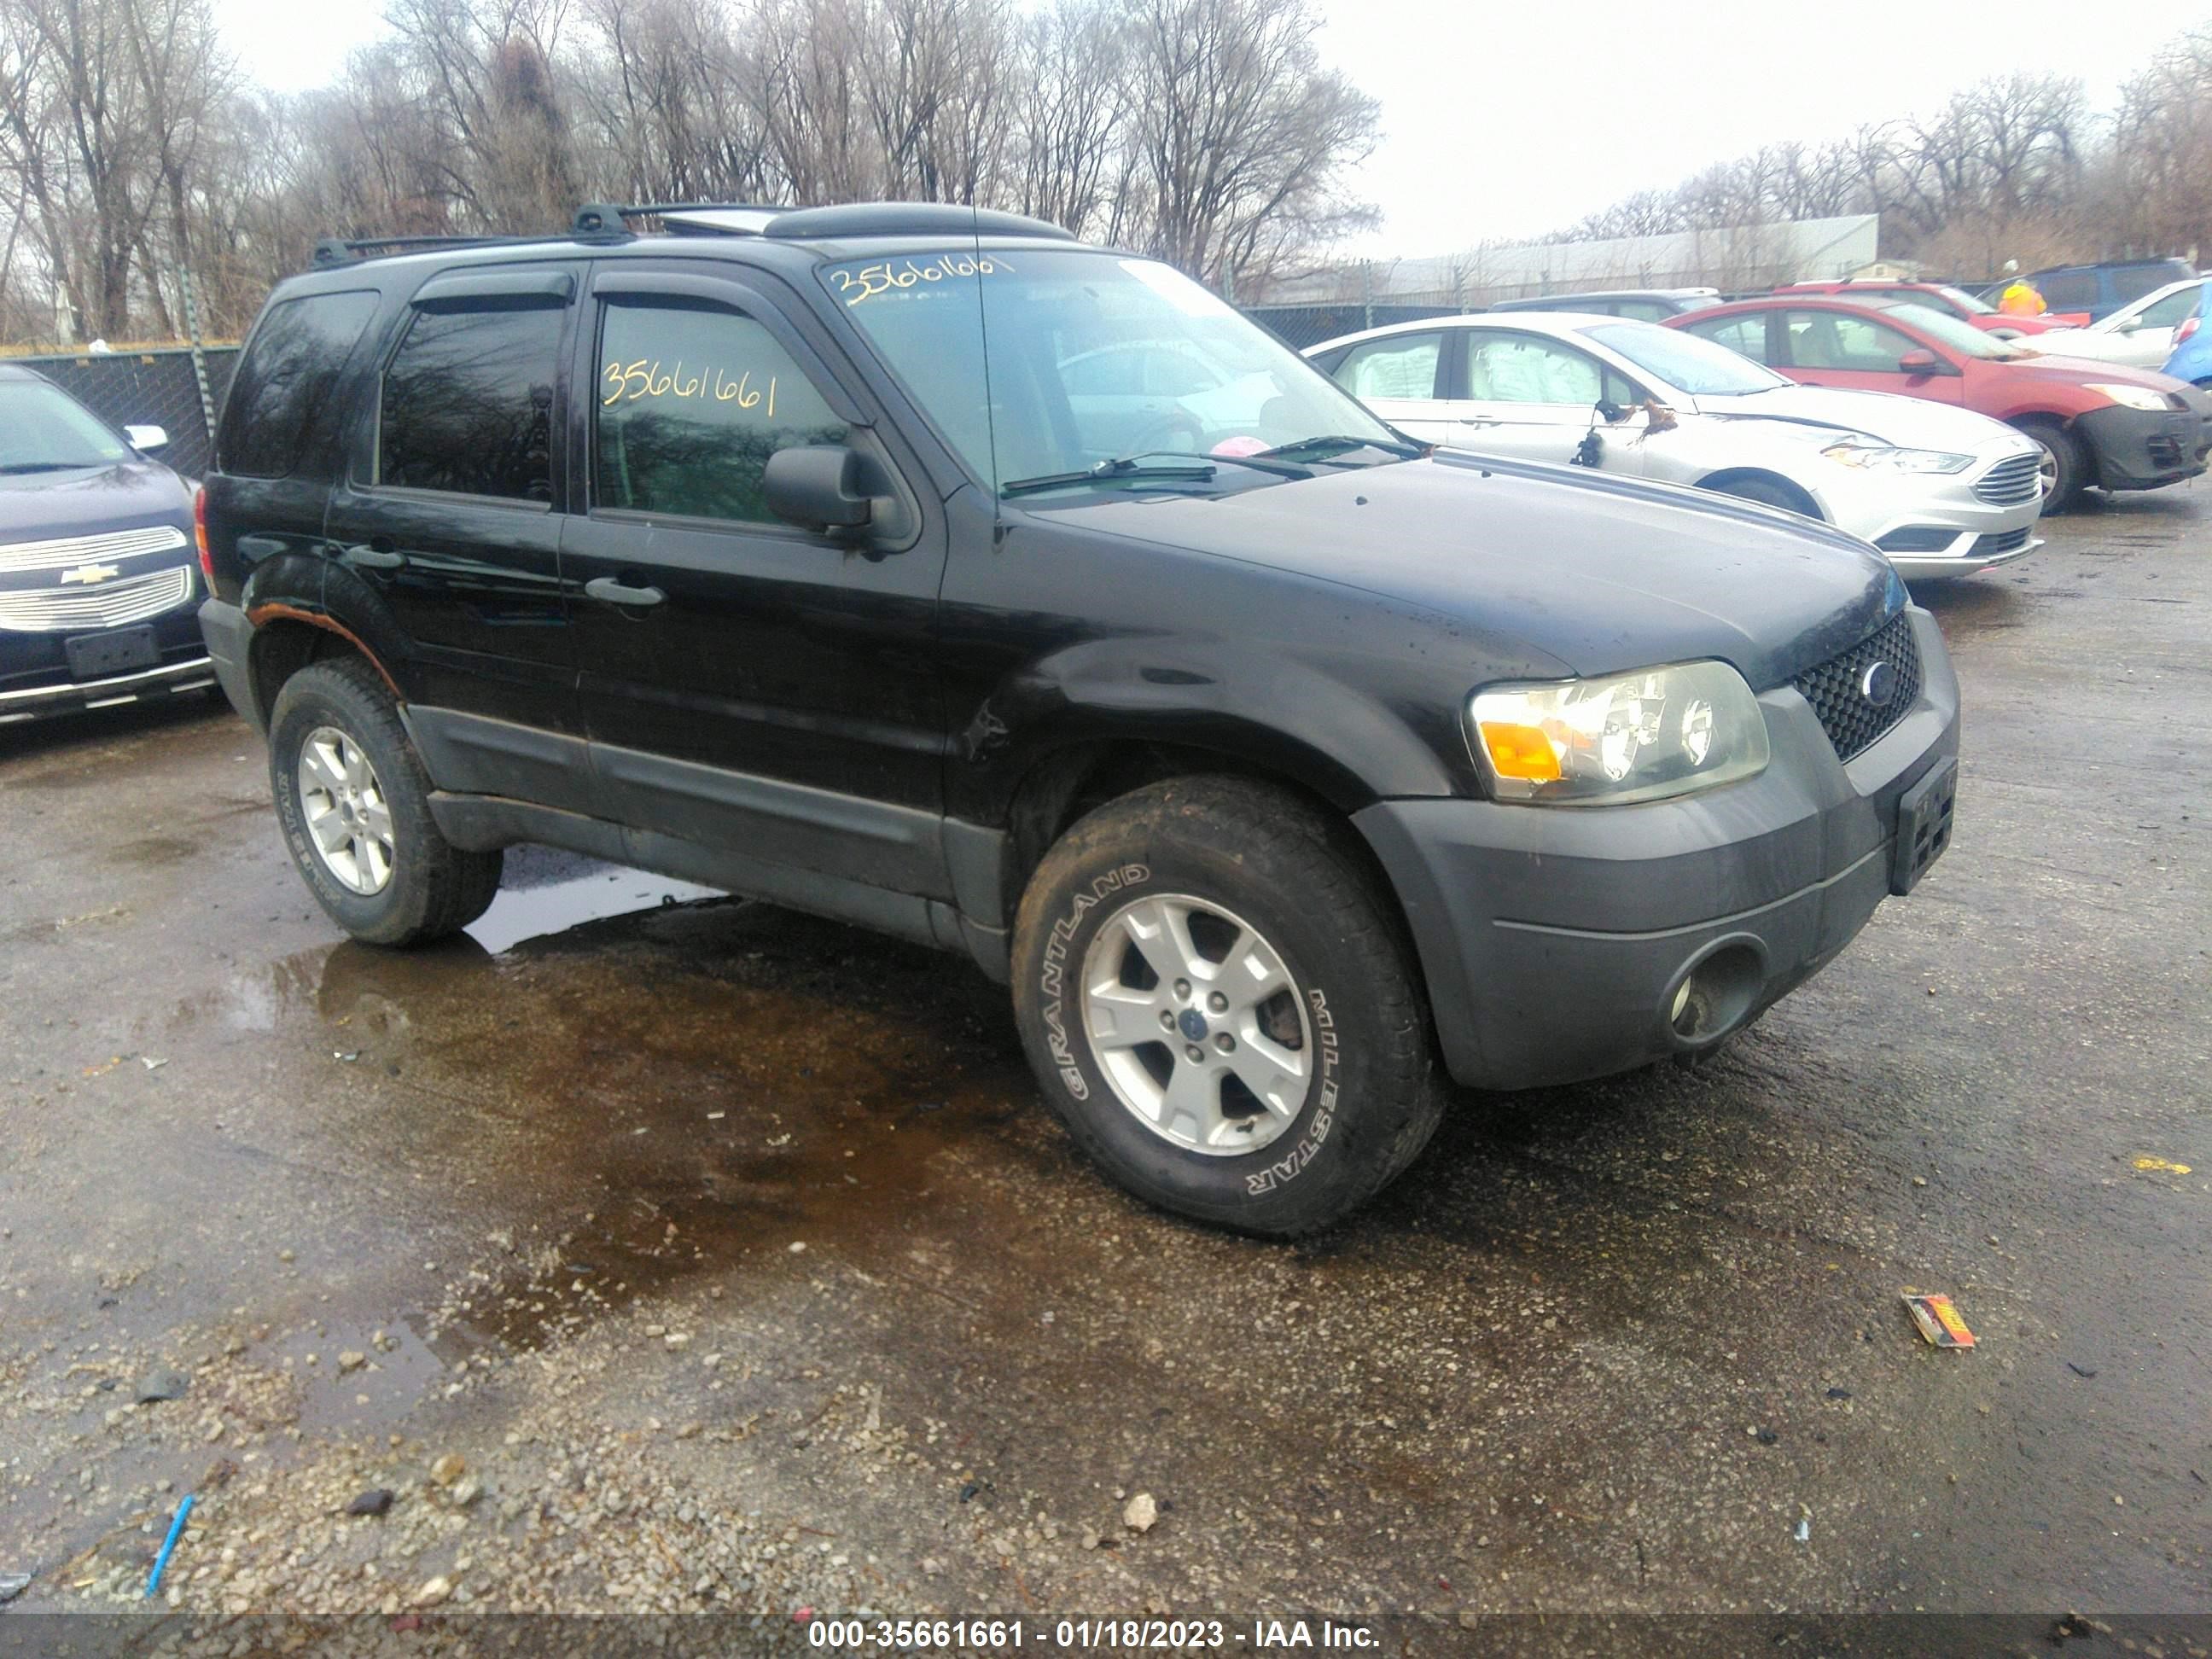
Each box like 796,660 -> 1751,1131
1860,661 -> 1899,707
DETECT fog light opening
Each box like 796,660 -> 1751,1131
1666,942 -> 1766,1046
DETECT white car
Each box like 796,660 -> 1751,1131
2017,278 -> 2207,369
1306,313 -> 2046,581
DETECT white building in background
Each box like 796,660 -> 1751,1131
1270,214 -> 1883,306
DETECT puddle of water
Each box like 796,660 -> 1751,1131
465,862 -> 725,953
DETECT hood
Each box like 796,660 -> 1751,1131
1691,383 -> 2030,452
1994,352 -> 2194,393
0,458 -> 192,544
2011,328 -> 2142,364
1048,453 -> 1896,690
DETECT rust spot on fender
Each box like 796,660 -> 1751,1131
246,602 -> 402,698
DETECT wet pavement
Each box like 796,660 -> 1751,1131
1,497 -> 2207,1628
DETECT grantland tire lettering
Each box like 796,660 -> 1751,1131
1246,988 -> 1340,1194
1037,863 -> 1150,1102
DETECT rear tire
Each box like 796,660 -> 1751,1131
2020,421 -> 2086,511
268,658 -> 502,946
1010,777 -> 1447,1237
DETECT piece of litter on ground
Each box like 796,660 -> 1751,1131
1794,1518 -> 1810,1543
2066,1361 -> 2098,1379
333,1051 -> 360,1062
706,1111 -> 725,1121
2132,1155 -> 2192,1175
1902,1292 -> 1976,1348
632,1126 -> 649,1135
145,1495 -> 195,1598
141,1056 -> 168,1071
0,1572 -> 30,1604
788,1242 -> 806,1254
1123,1492 -> 1159,1534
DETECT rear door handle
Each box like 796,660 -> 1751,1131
585,575 -> 666,608
341,541 -> 405,570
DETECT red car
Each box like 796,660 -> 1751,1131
1668,295 -> 2212,509
1775,280 -> 2089,336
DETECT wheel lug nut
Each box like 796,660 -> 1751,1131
1208,992 -> 1228,1013
1185,1045 -> 1204,1064
1173,978 -> 1192,1000
1158,1010 -> 1175,1030
1214,1033 -> 1235,1053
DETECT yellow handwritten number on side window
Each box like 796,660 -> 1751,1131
602,358 -> 777,416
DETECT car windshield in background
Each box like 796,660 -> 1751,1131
818,249 -> 1400,496
0,380 -> 131,472
1937,285 -> 1997,316
1869,301 -> 2028,359
1583,320 -> 1790,396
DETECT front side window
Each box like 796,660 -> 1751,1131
1781,310 -> 1921,372
594,303 -> 847,524
2139,283 -> 2205,329
1334,333 -> 1443,401
1461,334 -> 1613,405
2113,265 -> 2180,304
2036,271 -> 2097,309
0,377 -> 131,472
380,304 -> 563,501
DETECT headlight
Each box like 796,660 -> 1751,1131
2086,382 -> 2171,412
1819,440 -> 1972,474
1470,661 -> 1770,806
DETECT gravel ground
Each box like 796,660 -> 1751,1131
1,494 -> 2208,1644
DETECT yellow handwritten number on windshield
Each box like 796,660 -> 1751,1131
830,255 -> 1013,306
602,358 -> 777,416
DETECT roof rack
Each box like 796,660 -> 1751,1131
573,200 -> 1077,243
311,233 -> 531,268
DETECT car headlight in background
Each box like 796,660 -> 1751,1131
2085,382 -> 2173,412
1469,661 -> 1770,805
1819,439 -> 1972,474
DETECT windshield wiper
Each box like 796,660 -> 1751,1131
0,461 -> 89,474
1254,434 -> 1426,462
1001,457 -> 1218,498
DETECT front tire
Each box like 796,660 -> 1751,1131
1010,777 -> 1447,1237
2021,420 -> 2086,511
269,657 -> 502,946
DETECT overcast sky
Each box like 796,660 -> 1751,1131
218,0 -> 2195,256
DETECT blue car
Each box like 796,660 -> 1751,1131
2161,282 -> 2212,390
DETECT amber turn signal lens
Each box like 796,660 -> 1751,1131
1477,721 -> 1561,782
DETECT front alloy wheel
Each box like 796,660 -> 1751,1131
296,725 -> 394,894
1080,893 -> 1312,1155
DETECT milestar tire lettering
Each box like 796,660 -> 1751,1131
1246,987 -> 1341,1195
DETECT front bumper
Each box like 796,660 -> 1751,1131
2076,403 -> 2212,490
0,588 -> 215,725
1826,450 -> 2045,581
1355,608 -> 1960,1092
0,651 -> 217,725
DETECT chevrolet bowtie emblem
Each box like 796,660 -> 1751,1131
60,562 -> 121,585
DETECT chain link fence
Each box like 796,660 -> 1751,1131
3,342 -> 239,478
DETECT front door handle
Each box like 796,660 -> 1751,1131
1456,416 -> 1498,427
585,575 -> 666,608
341,541 -> 405,570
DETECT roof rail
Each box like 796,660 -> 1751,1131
572,201 -> 789,238
311,233 -> 526,268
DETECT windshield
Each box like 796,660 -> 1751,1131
1867,300 -> 2027,359
1583,320 -> 1789,395
819,248 -> 1400,495
0,378 -> 132,471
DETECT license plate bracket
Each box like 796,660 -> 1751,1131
66,626 -> 160,682
1893,756 -> 1958,895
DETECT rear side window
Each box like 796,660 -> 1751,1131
2113,265 -> 2182,305
1331,333 -> 1442,400
2036,271 -> 2097,309
593,301 -> 846,524
380,306 -> 564,501
1689,314 -> 1773,362
218,289 -> 380,478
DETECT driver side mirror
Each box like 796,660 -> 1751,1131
124,424 -> 168,451
765,445 -> 871,533
1896,349 -> 1959,376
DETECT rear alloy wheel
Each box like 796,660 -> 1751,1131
2023,422 -> 2085,511
269,657 -> 503,946
1012,776 -> 1447,1237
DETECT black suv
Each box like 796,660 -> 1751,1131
2,364 -> 213,725
201,202 -> 1961,1235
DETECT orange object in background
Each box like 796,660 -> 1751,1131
1998,280 -> 2048,317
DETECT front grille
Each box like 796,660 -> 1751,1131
1976,527 -> 2033,556
1973,452 -> 2042,506
0,523 -> 188,575
0,567 -> 195,632
1793,610 -> 1922,762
